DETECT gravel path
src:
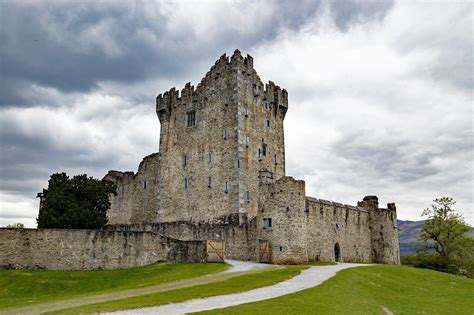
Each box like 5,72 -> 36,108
1,260 -> 276,315
106,263 -> 368,315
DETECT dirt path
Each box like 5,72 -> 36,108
1,260 -> 278,315
106,263 -> 369,315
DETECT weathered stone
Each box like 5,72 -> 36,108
0,228 -> 206,270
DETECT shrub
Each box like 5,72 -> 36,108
402,253 -> 473,278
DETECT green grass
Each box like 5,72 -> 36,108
200,265 -> 474,315
306,261 -> 337,266
0,262 -> 228,309
47,265 -> 308,314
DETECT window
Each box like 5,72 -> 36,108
184,177 -> 188,190
237,159 -> 240,168
262,143 -> 267,156
274,154 -> 277,164
208,176 -> 212,188
263,218 -> 272,229
224,129 -> 227,139
264,101 -> 269,110
246,191 -> 250,203
258,148 -> 262,160
182,155 -> 187,167
224,181 -> 228,193
208,152 -> 212,163
266,120 -> 271,128
245,135 -> 250,147
186,111 -> 196,127
143,181 -> 147,189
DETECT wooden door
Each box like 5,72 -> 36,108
259,240 -> 271,263
206,240 -> 225,262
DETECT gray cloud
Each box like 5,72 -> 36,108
330,0 -> 394,31
0,0 -> 394,107
332,134 -> 442,182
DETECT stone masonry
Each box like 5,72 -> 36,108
89,50 -> 401,265
0,228 -> 206,270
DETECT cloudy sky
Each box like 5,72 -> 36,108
0,0 -> 472,227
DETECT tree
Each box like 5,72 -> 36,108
420,197 -> 473,262
5,223 -> 24,229
37,173 -> 117,229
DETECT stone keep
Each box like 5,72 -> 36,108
156,51 -> 286,223
104,50 -> 400,265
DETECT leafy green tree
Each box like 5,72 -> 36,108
420,197 -> 473,262
37,173 -> 117,229
5,223 -> 24,229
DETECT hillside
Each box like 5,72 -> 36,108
202,265 -> 474,315
398,219 -> 474,255
397,220 -> 426,255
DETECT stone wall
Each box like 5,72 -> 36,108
156,52 -> 242,223
305,198 -> 372,263
236,55 -> 287,221
105,189 -> 400,265
106,214 -> 257,261
104,153 -> 160,225
0,228 -> 206,270
257,177 -> 308,264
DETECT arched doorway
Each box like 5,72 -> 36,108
334,243 -> 341,262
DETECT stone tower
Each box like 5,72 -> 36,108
358,196 -> 401,264
156,50 -> 288,223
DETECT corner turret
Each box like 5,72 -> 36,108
359,195 -> 400,264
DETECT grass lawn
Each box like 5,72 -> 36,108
46,265 -> 308,314
0,262 -> 228,309
200,265 -> 474,315
306,261 -> 337,266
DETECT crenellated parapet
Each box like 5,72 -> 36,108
156,49 -> 287,122
104,170 -> 135,181
307,196 -> 368,214
264,81 -> 288,118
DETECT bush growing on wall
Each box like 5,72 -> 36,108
5,223 -> 24,229
37,173 -> 117,229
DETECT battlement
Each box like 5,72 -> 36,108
105,153 -> 160,182
306,197 -> 368,212
156,50 -> 288,119
104,170 -> 135,182
357,195 -> 396,214
264,81 -> 288,114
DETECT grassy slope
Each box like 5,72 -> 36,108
201,265 -> 474,315
47,265 -> 308,314
0,262 -> 228,309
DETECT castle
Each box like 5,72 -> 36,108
103,50 -> 400,265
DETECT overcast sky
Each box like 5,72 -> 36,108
0,0 -> 472,227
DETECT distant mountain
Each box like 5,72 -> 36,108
397,220 -> 426,255
398,219 -> 474,256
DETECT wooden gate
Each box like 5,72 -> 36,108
206,240 -> 225,262
259,240 -> 271,263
